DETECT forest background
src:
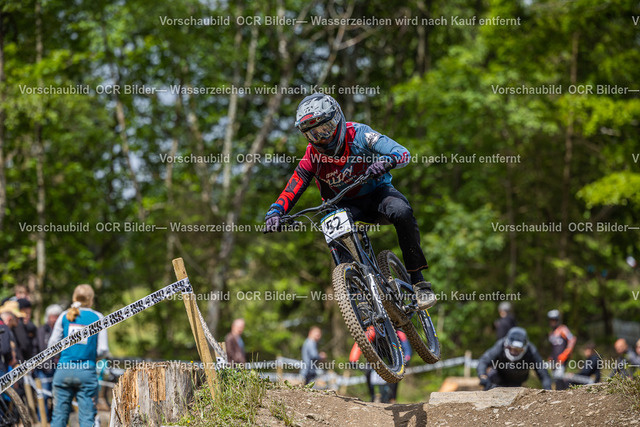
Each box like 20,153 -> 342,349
1,0 -> 639,399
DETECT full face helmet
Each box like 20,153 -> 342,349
295,93 -> 346,157
503,327 -> 529,362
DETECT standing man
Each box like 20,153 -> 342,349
224,318 -> 247,365
301,326 -> 326,385
547,309 -> 577,390
265,94 -> 435,309
0,314 -> 17,377
494,302 -> 516,339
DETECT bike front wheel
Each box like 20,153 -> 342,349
1,387 -> 32,427
332,263 -> 405,383
377,250 -> 441,364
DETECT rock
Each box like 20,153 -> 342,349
428,387 -> 528,410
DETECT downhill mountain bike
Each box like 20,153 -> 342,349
273,172 -> 440,383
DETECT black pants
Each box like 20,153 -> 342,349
485,369 -> 526,390
338,185 -> 428,273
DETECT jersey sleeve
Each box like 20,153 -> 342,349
477,339 -> 504,376
355,124 -> 411,168
272,148 -> 315,214
47,312 -> 65,347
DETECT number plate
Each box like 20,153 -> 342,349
321,209 -> 352,243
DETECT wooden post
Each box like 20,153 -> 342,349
172,258 -> 217,400
35,377 -> 49,427
23,377 -> 38,422
464,350 -> 472,378
276,355 -> 283,380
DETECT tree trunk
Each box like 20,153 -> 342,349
34,0 -> 45,323
0,11 -> 6,231
558,31 -> 579,302
109,362 -> 204,427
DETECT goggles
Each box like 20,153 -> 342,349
506,344 -> 525,357
299,112 -> 340,144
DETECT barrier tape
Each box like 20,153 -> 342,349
253,355 -> 479,387
0,278 -> 192,394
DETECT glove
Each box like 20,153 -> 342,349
366,156 -> 396,177
479,376 -> 489,388
265,204 -> 284,232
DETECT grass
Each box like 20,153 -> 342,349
269,399 -> 295,426
607,373 -> 640,411
178,368 -> 270,426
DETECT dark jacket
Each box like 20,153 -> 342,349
477,338 -> 552,390
225,333 -> 246,364
577,354 -> 601,383
0,321 -> 17,375
36,323 -> 58,373
494,315 -> 517,339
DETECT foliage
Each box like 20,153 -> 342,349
607,374 -> 640,412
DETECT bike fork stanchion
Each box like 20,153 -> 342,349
172,258 -> 218,401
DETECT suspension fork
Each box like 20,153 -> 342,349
360,264 -> 390,322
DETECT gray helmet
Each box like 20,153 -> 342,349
498,302 -> 512,313
295,93 -> 346,157
503,327 -> 529,362
547,309 -> 561,321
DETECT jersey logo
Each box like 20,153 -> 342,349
325,165 -> 354,186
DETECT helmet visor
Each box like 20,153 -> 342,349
300,113 -> 340,144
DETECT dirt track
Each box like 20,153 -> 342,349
255,384 -> 638,426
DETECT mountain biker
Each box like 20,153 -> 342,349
547,309 -> 576,390
477,327 -> 551,390
265,93 -> 435,309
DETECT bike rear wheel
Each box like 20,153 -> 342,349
0,387 -> 32,427
377,250 -> 441,364
332,263 -> 405,383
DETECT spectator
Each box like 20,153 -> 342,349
547,309 -> 576,390
494,302 -> 517,339
348,328 -> 411,403
567,342 -> 600,386
382,330 -> 411,403
49,284 -> 109,427
477,327 -> 551,390
17,298 -> 38,360
611,338 -> 635,377
628,338 -> 640,366
0,300 -> 26,361
0,313 -> 18,376
36,304 -> 63,422
1,285 -> 30,305
349,327 -> 377,402
224,318 -> 247,365
301,326 -> 326,385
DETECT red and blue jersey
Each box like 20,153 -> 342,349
274,122 -> 410,214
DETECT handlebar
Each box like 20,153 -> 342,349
279,172 -> 373,225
